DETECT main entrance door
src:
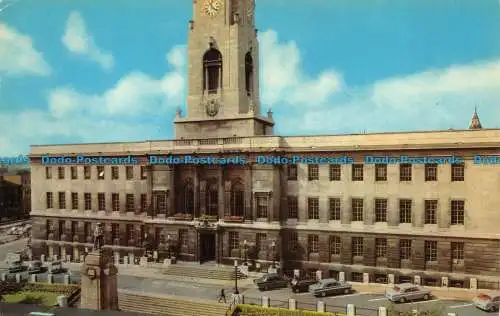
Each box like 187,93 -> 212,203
199,231 -> 216,263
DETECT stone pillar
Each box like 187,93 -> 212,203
15,273 -> 21,283
64,274 -> 70,284
66,255 -> 71,262
128,253 -> 134,264
199,180 -> 207,216
57,295 -> 68,307
414,275 -> 421,285
0,273 -> 5,281
54,254 -> 58,261
124,256 -> 129,265
293,269 -> 300,278
317,301 -> 326,312
48,245 -> 54,259
470,278 -> 477,289
378,307 -> 387,316
262,296 -> 270,308
268,191 -> 275,222
288,298 -> 297,310
339,271 -> 345,282
363,273 -> 369,283
347,304 -> 356,316
114,252 -> 120,265
388,274 -> 394,285
47,274 -> 53,284
194,167 -> 199,218
224,181 -> 231,217
244,166 -> 252,220
31,274 -> 37,282
316,270 -> 322,281
41,254 -> 45,263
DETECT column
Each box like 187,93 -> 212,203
146,165 -> 153,216
252,192 -> 257,220
268,192 -> 274,222
388,197 -> 399,226
218,168 -> 225,219
341,196 -> 351,224
363,198 -> 374,225
244,165 -> 252,220
224,181 -> 231,217
199,180 -> 207,216
194,167 -> 199,218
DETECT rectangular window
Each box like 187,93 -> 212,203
140,194 -> 147,213
424,200 -> 437,224
179,229 -> 188,248
329,236 -> 341,255
352,164 -> 363,181
329,198 -> 341,220
425,164 -> 437,181
112,193 -> 120,212
71,192 -> 78,210
400,239 -> 412,260
58,221 -> 65,235
111,166 -> 119,180
58,192 -> 65,209
71,221 -> 78,236
451,163 -> 464,181
307,197 -> 319,220
329,164 -> 341,181
451,242 -> 464,263
308,235 -> 319,253
98,193 -> 105,211
308,164 -> 319,181
126,166 -> 134,180
425,240 -> 437,262
256,193 -> 268,218
352,237 -> 363,257
287,164 -> 297,180
45,167 -> 52,179
84,222 -> 92,238
140,166 -> 147,180
375,164 -> 387,181
58,167 -> 65,180
399,164 -> 412,181
351,198 -> 363,221
154,191 -> 167,214
450,200 -> 465,225
46,192 -> 53,208
84,166 -> 91,179
229,232 -> 239,250
288,232 -> 298,252
97,166 -> 105,180
287,196 -> 298,219
375,238 -> 387,258
399,199 -> 412,223
70,166 -> 77,179
374,199 -> 387,222
256,233 -> 267,252
126,194 -> 135,212
111,224 -> 120,240
84,193 -> 92,210
126,224 -> 134,241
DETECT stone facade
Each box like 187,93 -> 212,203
29,0 -> 499,288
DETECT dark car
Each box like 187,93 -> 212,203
254,273 -> 289,291
27,260 -> 42,274
290,278 -> 317,293
309,278 -> 352,297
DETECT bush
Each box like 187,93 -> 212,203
22,283 -> 79,297
386,302 -> 445,315
228,304 -> 346,316
0,280 -> 24,295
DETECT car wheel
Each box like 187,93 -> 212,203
399,297 -> 406,304
423,294 -> 429,300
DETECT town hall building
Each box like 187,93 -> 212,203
29,0 -> 500,289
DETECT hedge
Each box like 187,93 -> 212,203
22,283 -> 79,297
228,304 -> 347,316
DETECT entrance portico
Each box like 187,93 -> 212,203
196,221 -> 220,264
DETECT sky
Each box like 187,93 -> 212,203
1,0 -> 500,156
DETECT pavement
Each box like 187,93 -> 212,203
0,239 -> 493,315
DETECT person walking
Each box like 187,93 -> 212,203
217,288 -> 226,303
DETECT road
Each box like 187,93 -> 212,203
0,239 -> 489,315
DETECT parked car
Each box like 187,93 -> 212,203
473,292 -> 500,312
254,273 -> 289,291
48,261 -> 64,274
290,278 -> 317,293
385,283 -> 432,303
27,260 -> 43,274
8,260 -> 24,273
308,278 -> 352,297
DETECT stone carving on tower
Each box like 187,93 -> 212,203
469,107 -> 483,129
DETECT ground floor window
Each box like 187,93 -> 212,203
329,270 -> 339,279
422,277 -> 439,286
374,274 -> 387,283
449,279 -> 465,288
398,275 -> 412,283
351,272 -> 363,282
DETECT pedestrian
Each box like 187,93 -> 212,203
217,288 -> 226,303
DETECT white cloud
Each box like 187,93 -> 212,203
0,23 -> 51,76
62,11 -> 114,70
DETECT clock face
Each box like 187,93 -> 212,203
204,0 -> 222,17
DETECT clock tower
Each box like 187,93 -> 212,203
174,0 -> 274,139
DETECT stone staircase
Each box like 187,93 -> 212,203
118,290 -> 228,316
164,264 -> 247,280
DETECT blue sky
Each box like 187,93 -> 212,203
1,0 -> 500,155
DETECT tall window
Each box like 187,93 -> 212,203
140,194 -> 147,213
288,232 -> 298,252
182,180 -> 195,214
206,184 -> 218,216
58,192 -> 65,209
287,196 -> 298,219
84,193 -> 91,210
308,164 -> 319,181
352,164 -> 363,181
70,166 -> 77,179
126,194 -> 134,212
400,239 -> 412,260
58,221 -> 65,235
424,200 -> 437,224
126,224 -> 134,241
71,192 -> 78,210
329,164 -> 341,181
46,192 -> 53,208
375,238 -> 387,259
140,166 -> 147,180
71,221 -> 78,236
96,166 -> 104,180
111,224 -> 120,240
451,163 -> 464,181
111,166 -> 119,180
351,198 -> 363,221
399,164 -> 412,181
451,242 -> 464,264
112,193 -> 120,212
352,237 -> 363,257
256,233 -> 266,252
308,235 -> 319,253
84,222 -> 92,239
425,164 -> 437,181
307,197 -> 319,219
153,191 -> 167,215
374,199 -> 387,222
203,48 -> 222,93
425,240 -> 437,262
229,232 -> 239,250
329,198 -> 341,221
58,167 -> 65,179
230,181 -> 244,217
84,166 -> 90,179
126,166 -> 134,180
256,193 -> 268,218
375,164 -> 387,181
399,199 -> 412,223
450,200 -> 465,225
245,51 -> 253,95
287,165 -> 297,180
98,193 -> 105,211
179,229 -> 189,248
45,167 -> 52,179
329,236 -> 341,256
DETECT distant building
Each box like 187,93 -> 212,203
29,0 -> 499,290
0,168 -> 31,220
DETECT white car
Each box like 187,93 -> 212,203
385,283 -> 432,303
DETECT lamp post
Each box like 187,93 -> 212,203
271,240 -> 276,268
166,234 -> 171,259
234,259 -> 239,294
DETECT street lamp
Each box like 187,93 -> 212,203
234,259 -> 239,294
166,234 -> 171,259
271,241 -> 276,268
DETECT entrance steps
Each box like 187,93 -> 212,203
164,263 -> 247,280
118,290 -> 228,316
